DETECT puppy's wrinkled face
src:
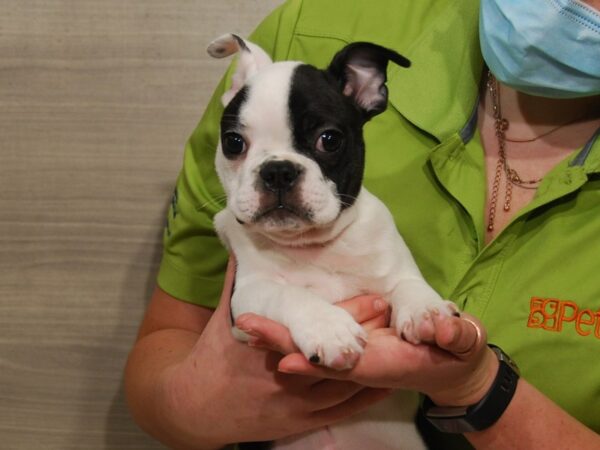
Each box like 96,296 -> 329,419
216,62 -> 366,235
208,34 -> 410,238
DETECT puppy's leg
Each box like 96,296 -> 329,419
231,278 -> 367,370
388,278 -> 458,344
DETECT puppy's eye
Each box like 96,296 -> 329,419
222,132 -> 247,156
316,130 -> 343,153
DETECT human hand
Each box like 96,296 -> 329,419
163,259 -> 392,447
235,293 -> 391,355
281,312 -> 498,407
238,301 -> 498,408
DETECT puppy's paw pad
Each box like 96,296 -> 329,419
437,301 -> 460,317
291,308 -> 366,370
330,348 -> 361,370
393,299 -> 460,344
414,312 -> 436,342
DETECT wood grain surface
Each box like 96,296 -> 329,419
0,1 -> 282,448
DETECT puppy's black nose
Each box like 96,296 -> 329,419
259,160 -> 299,192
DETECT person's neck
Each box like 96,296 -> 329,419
497,83 -> 600,145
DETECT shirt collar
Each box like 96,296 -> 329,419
383,0 -> 600,172
386,0 -> 482,142
458,96 -> 600,172
570,127 -> 600,170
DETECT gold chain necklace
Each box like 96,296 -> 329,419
486,72 -> 542,233
505,124 -> 579,143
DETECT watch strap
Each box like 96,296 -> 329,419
422,344 -> 520,433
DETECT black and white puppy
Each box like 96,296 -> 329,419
209,34 -> 457,370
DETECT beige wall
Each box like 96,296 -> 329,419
0,1 -> 282,448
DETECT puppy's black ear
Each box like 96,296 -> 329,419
327,42 -> 410,120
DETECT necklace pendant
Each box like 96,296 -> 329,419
508,170 -> 521,184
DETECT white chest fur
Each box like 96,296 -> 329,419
216,189 -> 413,304
215,187 -> 454,366
215,188 -> 441,447
208,32 -> 446,450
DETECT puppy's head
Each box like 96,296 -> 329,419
208,34 -> 409,239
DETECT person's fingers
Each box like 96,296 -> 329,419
236,313 -> 299,354
279,353 -> 353,379
238,294 -> 390,354
310,387 -> 392,425
433,312 -> 486,359
336,295 -> 389,325
212,256 -> 237,327
360,309 -> 391,332
304,380 -> 365,411
278,327 -> 399,376
216,256 -> 236,307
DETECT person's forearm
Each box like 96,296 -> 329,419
124,329 -> 222,450
466,379 -> 600,450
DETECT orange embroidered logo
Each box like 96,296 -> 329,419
528,297 -> 600,338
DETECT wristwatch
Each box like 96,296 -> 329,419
421,344 -> 520,433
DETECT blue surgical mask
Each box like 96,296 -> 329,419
479,0 -> 600,98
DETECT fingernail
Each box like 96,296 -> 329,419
247,337 -> 263,347
374,298 -> 387,311
242,328 -> 259,337
236,315 -> 250,328
278,362 -> 299,373
236,316 -> 258,335
236,324 -> 257,336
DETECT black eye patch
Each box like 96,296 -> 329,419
220,86 -> 249,159
315,129 -> 345,154
288,65 -> 366,208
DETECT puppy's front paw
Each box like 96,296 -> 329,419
289,307 -> 367,370
391,299 -> 458,344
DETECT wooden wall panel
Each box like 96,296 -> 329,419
0,1 -> 282,448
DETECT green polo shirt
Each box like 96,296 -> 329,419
158,0 -> 600,445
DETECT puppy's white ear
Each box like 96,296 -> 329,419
327,42 -> 410,120
207,33 -> 273,106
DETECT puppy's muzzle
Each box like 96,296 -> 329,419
259,160 -> 301,192
254,160 -> 311,223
